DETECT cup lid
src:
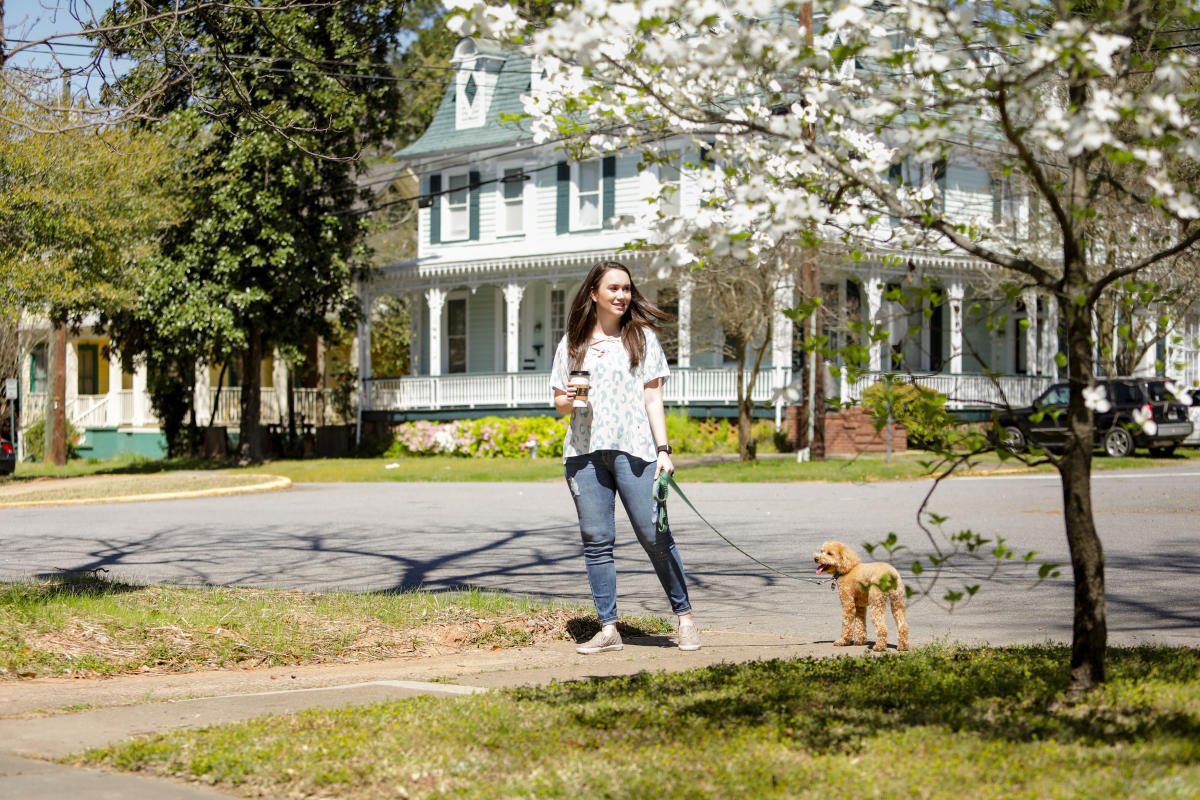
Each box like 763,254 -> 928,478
569,370 -> 590,376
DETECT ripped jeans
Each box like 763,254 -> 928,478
564,450 -> 692,625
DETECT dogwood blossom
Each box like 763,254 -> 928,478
1131,406 -> 1158,436
1082,385 -> 1111,414
1164,380 -> 1194,406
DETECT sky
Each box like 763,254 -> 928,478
3,0 -> 133,94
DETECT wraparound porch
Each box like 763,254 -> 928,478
362,368 -> 1055,416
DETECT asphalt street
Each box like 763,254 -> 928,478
2,465 -> 1198,648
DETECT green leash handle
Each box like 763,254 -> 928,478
654,471 -> 828,586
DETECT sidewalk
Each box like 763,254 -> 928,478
0,630 -> 849,798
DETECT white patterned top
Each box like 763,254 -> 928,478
550,329 -> 670,462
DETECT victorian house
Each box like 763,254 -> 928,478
358,37 -> 1186,427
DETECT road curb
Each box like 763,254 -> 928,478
0,475 -> 292,509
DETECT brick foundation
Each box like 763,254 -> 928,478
823,407 -> 907,455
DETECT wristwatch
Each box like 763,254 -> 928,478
656,444 -> 673,455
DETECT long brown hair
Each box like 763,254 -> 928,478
567,260 -> 672,370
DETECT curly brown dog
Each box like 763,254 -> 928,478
814,541 -> 909,652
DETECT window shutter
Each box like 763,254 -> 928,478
933,160 -> 947,213
468,170 -> 481,241
602,156 -> 616,228
429,173 -> 442,244
556,161 -> 570,234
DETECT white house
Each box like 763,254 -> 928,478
359,37 -> 1182,426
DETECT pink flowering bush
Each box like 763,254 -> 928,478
389,416 -> 568,458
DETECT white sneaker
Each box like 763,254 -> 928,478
678,622 -> 701,651
576,627 -> 623,654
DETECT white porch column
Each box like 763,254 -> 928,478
132,361 -> 148,427
947,278 -> 965,376
193,362 -> 210,426
677,278 -> 693,368
1042,294 -> 1059,378
503,283 -> 525,373
772,273 -> 794,372
865,272 -> 884,372
271,348 -> 289,423
105,354 -> 122,427
1022,288 -> 1039,375
772,271 -> 795,428
65,339 -> 78,421
426,287 -> 447,377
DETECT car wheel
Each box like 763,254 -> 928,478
1102,427 -> 1135,458
999,426 -> 1026,453
1149,445 -> 1177,458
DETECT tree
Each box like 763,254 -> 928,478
458,0 -> 1200,699
1,73 -> 179,461
99,0 -> 413,462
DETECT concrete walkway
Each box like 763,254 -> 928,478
0,630 -> 850,798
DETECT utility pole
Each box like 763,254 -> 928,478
49,72 -> 71,466
798,0 -> 824,462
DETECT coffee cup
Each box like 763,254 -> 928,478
569,370 -> 590,408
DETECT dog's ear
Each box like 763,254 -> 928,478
833,542 -> 857,572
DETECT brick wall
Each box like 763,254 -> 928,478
823,407 -> 907,455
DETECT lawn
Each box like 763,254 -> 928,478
5,446 -> 1197,486
81,644 -> 1200,799
0,575 -> 667,679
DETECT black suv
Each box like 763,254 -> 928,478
994,377 -> 1194,457
0,437 -> 14,476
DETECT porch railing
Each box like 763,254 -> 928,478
198,387 -> 337,427
843,371 -> 1054,409
365,367 -> 792,412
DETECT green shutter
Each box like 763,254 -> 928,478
468,170 -> 481,241
556,161 -> 570,234
429,173 -> 442,244
602,156 -> 616,228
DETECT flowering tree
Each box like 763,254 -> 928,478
453,0 -> 1200,698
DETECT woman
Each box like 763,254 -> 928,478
551,260 -> 699,653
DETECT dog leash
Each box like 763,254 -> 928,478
654,472 -> 830,587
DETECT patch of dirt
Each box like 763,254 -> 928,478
6,609 -> 590,680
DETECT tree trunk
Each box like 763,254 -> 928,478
239,329 -> 264,463
1059,291 -> 1107,701
52,325 -> 67,466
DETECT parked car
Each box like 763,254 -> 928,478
993,377 -> 1194,457
0,437 -> 14,476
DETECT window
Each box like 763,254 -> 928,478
447,298 -> 467,374
574,161 -> 601,229
499,167 -> 525,236
1037,385 -> 1070,407
659,153 -> 681,217
29,343 -> 47,393
78,344 -> 99,395
445,173 -> 470,240
549,289 -> 566,350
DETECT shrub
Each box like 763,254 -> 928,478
388,416 -> 568,458
861,381 -> 952,449
665,409 -> 781,454
21,416 -> 81,461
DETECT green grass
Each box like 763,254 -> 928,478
81,645 -> 1200,799
4,446 -> 1197,486
0,472 -> 277,504
0,575 -> 668,679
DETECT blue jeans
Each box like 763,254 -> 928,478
564,450 -> 692,625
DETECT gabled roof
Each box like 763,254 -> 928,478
396,39 -> 534,159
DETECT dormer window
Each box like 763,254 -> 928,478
453,38 -> 504,130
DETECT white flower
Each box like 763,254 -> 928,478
1164,380 -> 1194,406
1083,384 -> 1111,413
1131,406 -> 1157,436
